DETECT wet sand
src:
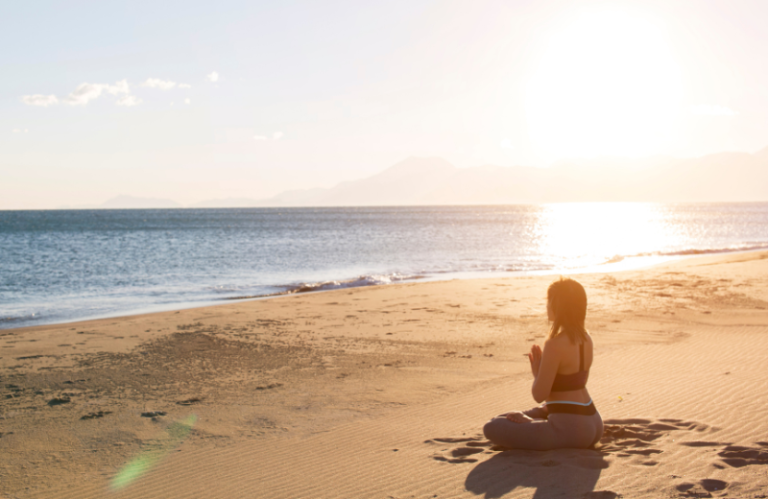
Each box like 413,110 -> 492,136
2,251 -> 767,498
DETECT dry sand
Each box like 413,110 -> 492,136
1,251 -> 768,498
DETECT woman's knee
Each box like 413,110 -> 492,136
591,418 -> 604,447
483,417 -> 505,442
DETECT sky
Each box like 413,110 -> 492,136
2,0 -> 768,209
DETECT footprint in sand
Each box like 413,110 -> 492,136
660,426 -> 768,470
582,492 -> 622,499
424,436 -> 492,463
678,441 -> 729,448
176,397 -> 203,406
80,410 -> 112,420
674,478 -> 728,497
715,444 -> 768,468
598,418 -> 715,463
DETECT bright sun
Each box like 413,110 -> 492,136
525,9 -> 683,160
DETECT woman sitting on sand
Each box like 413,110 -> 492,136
483,277 -> 603,450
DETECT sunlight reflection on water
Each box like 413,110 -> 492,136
536,203 -> 673,267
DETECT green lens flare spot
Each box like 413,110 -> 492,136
111,415 -> 197,490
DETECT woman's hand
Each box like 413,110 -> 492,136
528,344 -> 542,378
505,411 -> 533,424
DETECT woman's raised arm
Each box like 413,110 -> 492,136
530,340 -> 560,403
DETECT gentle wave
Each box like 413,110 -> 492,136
601,243 -> 768,265
223,273 -> 424,300
656,242 -> 768,257
222,262 -> 563,301
0,312 -> 40,324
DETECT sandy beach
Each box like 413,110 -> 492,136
2,251 -> 767,498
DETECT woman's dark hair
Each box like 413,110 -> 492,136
547,277 -> 589,344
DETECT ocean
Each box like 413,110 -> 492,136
2,203 -> 767,329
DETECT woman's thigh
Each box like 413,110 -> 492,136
548,412 -> 603,449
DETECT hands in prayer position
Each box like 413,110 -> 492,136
528,343 -> 542,378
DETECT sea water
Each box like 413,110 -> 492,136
2,203 -> 767,329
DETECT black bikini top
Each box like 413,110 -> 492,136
550,343 -> 588,392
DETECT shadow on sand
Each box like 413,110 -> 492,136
464,448 -> 615,499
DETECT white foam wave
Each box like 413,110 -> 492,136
286,273 -> 421,294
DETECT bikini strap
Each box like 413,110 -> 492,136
579,343 -> 584,371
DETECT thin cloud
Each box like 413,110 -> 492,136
12,128 -> 29,133
64,83 -> 105,105
116,95 -> 142,107
184,98 -> 191,104
22,80 -> 138,107
108,80 -> 130,95
141,78 -> 177,90
692,104 -> 736,116
207,71 -> 219,82
63,80 -> 130,105
21,94 -> 58,107
253,131 -> 284,141
23,77 -> 187,108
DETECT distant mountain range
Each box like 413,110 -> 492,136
89,149 -> 768,209
100,195 -> 183,209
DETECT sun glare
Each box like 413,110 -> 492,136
536,202 -> 672,267
525,9 -> 683,160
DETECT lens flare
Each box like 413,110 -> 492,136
111,415 -> 197,490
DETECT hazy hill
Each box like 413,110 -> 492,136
247,152 -> 768,206
274,157 -> 459,206
91,151 -> 768,208
191,198 -> 267,208
100,195 -> 182,209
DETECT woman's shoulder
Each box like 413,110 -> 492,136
582,331 -> 594,345
544,333 -> 571,353
546,330 -> 592,349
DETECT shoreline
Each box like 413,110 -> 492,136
0,256 -> 681,332
3,246 -> 765,333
